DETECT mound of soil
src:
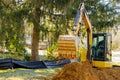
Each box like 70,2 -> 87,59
93,67 -> 120,80
51,61 -> 120,80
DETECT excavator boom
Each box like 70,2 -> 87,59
73,3 -> 92,60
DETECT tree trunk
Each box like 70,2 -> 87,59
31,25 -> 40,61
31,6 -> 40,61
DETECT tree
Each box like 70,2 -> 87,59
0,0 -> 26,57
0,0 -> 119,61
70,0 -> 118,31
28,0 -> 118,61
24,0 -> 70,61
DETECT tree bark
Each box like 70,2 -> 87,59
31,25 -> 40,61
31,6 -> 40,61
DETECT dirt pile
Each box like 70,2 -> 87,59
51,61 -> 120,80
51,61 -> 99,80
93,67 -> 120,80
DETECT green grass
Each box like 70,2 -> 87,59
0,68 -> 61,80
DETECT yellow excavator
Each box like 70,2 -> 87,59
58,3 -> 112,67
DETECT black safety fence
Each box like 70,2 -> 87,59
0,58 -> 71,69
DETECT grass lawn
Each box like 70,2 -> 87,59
0,68 -> 61,80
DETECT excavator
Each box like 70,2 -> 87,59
58,3 -> 112,67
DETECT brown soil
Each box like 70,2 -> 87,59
51,61 -> 120,80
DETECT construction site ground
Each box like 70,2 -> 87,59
0,51 -> 120,80
52,61 -> 120,80
0,61 -> 120,80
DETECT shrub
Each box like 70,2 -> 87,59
23,53 -> 32,61
46,43 -> 58,60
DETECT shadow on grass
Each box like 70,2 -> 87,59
0,68 -> 61,80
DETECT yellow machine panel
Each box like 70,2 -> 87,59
92,61 -> 112,68
78,46 -> 87,61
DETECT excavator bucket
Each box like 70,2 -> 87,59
58,35 -> 79,59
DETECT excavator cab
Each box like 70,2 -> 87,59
92,33 -> 112,67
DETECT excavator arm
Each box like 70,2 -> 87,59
73,3 -> 92,60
